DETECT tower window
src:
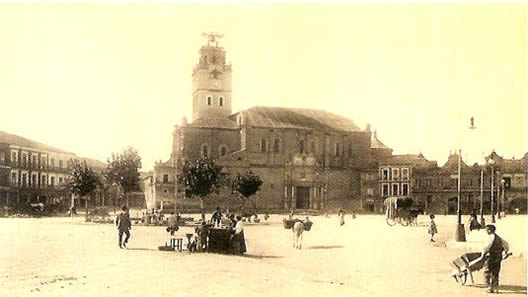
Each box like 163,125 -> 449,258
220,146 -> 227,157
260,138 -> 268,153
219,96 -> 224,106
273,139 -> 280,153
206,96 -> 212,106
202,145 -> 210,158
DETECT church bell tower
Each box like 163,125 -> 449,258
192,32 -> 232,121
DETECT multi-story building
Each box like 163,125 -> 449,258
145,33 -> 393,212
0,131 -> 106,211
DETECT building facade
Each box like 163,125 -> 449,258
0,131 -> 106,212
146,33 -> 393,212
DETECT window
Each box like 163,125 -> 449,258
41,175 -> 47,186
273,139 -> 280,153
41,156 -> 46,168
22,173 -> 27,186
299,140 -> 305,154
51,158 -> 55,168
260,138 -> 267,153
392,183 -> 399,196
503,177 -> 511,189
401,168 -> 409,181
381,168 -> 390,181
32,174 -> 37,186
201,145 -> 209,158
310,141 -> 316,154
50,176 -> 55,186
11,172 -> 17,185
381,183 -> 389,197
219,96 -> 224,106
392,168 -> 399,181
32,155 -> 37,168
59,177 -> 63,183
11,152 -> 17,166
348,144 -> 353,157
206,96 -> 212,106
0,152 -> 5,164
22,154 -> 27,167
163,174 -> 169,183
220,146 -> 227,157
334,143 -> 340,156
402,183 -> 409,196
59,160 -> 63,169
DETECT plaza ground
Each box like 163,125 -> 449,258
0,214 -> 526,297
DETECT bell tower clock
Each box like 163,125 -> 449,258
191,32 -> 233,122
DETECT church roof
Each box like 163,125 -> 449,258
0,130 -> 71,154
371,132 -> 390,149
236,106 -> 362,133
188,117 -> 238,129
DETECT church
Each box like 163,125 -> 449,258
144,33 -> 393,212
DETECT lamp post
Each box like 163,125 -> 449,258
479,169 -> 485,225
489,159 -> 496,223
454,149 -> 466,242
501,178 -> 506,218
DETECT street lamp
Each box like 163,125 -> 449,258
488,158 -> 496,223
454,149 -> 466,242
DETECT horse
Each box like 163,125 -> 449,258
292,221 -> 304,249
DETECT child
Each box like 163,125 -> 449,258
428,214 -> 438,242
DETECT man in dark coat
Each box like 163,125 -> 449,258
480,224 -> 510,293
116,206 -> 132,249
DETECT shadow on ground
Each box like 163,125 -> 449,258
306,245 -> 344,249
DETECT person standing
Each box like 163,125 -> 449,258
338,209 -> 345,226
231,216 -> 246,254
478,225 -> 510,294
116,206 -> 132,249
428,214 -> 437,242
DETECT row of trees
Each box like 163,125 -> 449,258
68,147 -> 142,209
68,148 -> 264,213
178,158 -> 263,215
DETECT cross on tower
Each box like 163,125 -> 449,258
202,32 -> 224,47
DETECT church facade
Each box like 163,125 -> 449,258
144,33 -> 393,212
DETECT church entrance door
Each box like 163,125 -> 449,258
296,187 -> 310,209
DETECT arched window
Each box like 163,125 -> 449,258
273,139 -> 280,153
299,140 -> 305,154
206,96 -> 212,106
220,146 -> 227,157
219,96 -> 224,106
310,141 -> 316,154
202,145 -> 210,158
260,138 -> 268,153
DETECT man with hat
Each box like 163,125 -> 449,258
116,206 -> 132,249
479,224 -> 510,293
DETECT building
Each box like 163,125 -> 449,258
405,151 -> 527,215
145,33 -> 393,212
0,130 -> 106,211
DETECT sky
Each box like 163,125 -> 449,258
0,2 -> 526,171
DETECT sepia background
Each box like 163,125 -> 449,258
0,2 -> 525,170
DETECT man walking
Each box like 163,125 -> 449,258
116,206 -> 132,249
479,224 -> 510,293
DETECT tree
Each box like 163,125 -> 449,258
233,170 -> 263,211
105,147 -> 142,207
68,160 -> 101,211
178,158 -> 223,219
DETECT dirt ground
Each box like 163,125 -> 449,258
0,214 -> 526,297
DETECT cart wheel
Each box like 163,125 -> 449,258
458,271 -> 468,285
386,218 -> 397,226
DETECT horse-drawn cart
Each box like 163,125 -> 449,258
384,196 -> 422,226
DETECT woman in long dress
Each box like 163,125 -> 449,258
338,209 -> 345,226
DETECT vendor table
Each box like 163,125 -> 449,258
208,228 -> 246,254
